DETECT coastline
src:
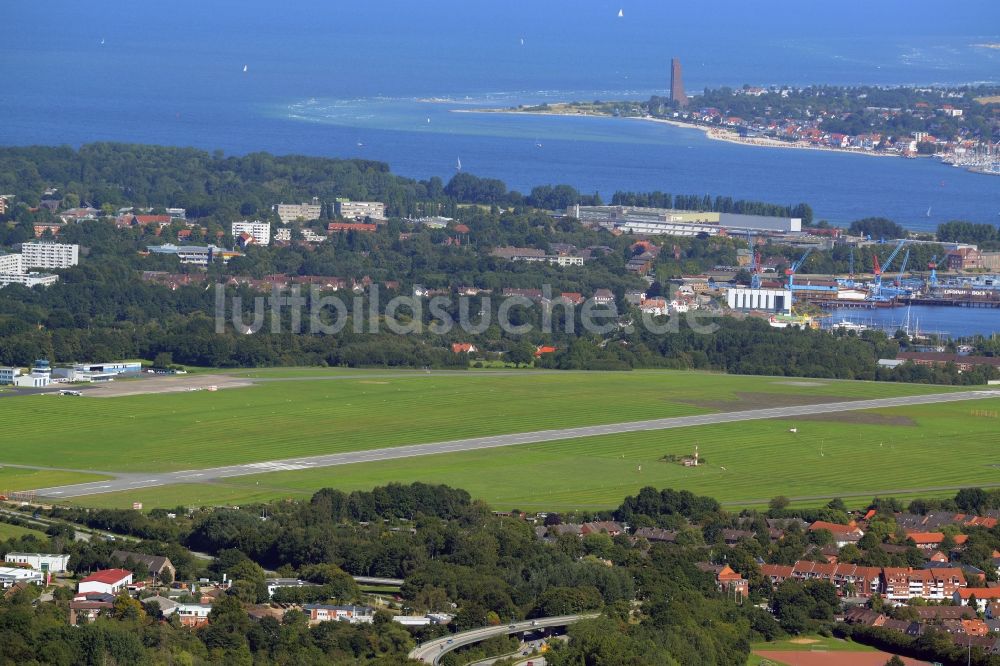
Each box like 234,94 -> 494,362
452,107 -> 901,159
632,115 -> 901,158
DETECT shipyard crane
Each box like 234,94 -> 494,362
870,254 -> 883,299
744,229 -> 762,289
870,239 -> 906,299
785,247 -> 813,308
837,248 -> 857,289
927,255 -> 939,289
785,248 -> 813,290
893,248 -> 910,287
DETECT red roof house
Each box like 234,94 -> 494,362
77,569 -> 133,596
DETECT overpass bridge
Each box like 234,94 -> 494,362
409,613 -> 598,664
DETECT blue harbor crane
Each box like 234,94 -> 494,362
894,248 -> 910,286
785,248 -> 813,308
869,239 -> 906,300
927,255 -> 939,289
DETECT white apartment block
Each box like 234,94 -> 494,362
336,200 -> 386,221
21,242 -> 79,269
0,253 -> 22,274
0,368 -> 20,385
276,202 -> 322,224
231,221 -> 271,246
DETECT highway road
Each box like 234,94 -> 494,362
409,614 -> 597,664
25,389 -> 1000,499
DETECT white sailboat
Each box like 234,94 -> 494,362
617,9 -> 623,17
100,38 -> 105,46
456,157 -> 462,171
243,64 -> 248,73
926,206 -> 932,217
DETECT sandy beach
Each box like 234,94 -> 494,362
453,107 -> 901,159
632,115 -> 900,158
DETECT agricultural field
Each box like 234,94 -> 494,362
61,394 -> 1000,512
0,369 -> 959,476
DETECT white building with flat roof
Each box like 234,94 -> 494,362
231,220 -> 271,246
727,287 -> 792,314
53,361 -> 143,383
276,202 -> 322,224
0,272 -> 59,288
21,242 -> 79,269
335,200 -> 386,222
147,244 -> 241,265
5,553 -> 70,573
0,567 -> 44,588
0,367 -> 21,385
12,359 -> 52,388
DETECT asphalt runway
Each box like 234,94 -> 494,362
27,389 -> 1000,499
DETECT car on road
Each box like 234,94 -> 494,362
509,624 -> 516,629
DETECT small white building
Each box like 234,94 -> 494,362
77,569 -> 133,596
302,604 -> 374,624
4,552 -> 70,573
265,578 -> 319,598
392,613 -> 452,626
0,272 -> 59,288
0,367 -> 21,385
12,360 -> 51,388
0,567 -> 45,588
176,603 -> 213,626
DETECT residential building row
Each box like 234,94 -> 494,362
761,560 -> 968,601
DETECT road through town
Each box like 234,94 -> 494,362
21,389 -> 998,499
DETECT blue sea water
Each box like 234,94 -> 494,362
824,305 -> 999,339
1,1 -> 999,228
